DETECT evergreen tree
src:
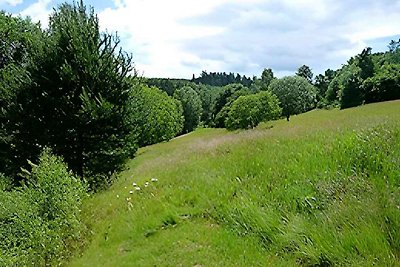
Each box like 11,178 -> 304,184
6,2 -> 137,187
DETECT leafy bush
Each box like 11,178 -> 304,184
0,149 -> 85,266
214,84 -> 251,128
225,91 -> 281,130
128,84 -> 183,147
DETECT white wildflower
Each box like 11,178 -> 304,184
151,178 -> 158,182
144,182 -> 149,187
135,186 -> 141,191
129,190 -> 133,194
132,182 -> 137,187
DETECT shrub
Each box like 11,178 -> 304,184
225,91 -> 281,130
0,149 -> 85,266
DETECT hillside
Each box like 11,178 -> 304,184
69,100 -> 400,266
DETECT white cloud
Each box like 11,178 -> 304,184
12,0 -> 400,78
0,0 -> 23,7
19,0 -> 52,27
98,0 -> 235,78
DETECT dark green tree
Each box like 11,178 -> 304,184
261,68 -> 274,88
314,69 -> 335,104
269,76 -> 316,121
363,63 -> 400,103
173,86 -> 203,133
296,65 -> 314,83
5,2 -> 137,188
214,84 -> 251,128
0,12 -> 45,178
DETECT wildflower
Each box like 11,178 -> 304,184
144,182 -> 149,187
151,178 -> 158,182
132,182 -> 137,187
135,186 -> 141,191
116,194 -> 119,198
129,190 -> 133,194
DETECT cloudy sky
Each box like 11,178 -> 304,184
2,0 -> 400,78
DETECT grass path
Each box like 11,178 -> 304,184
69,100 -> 400,266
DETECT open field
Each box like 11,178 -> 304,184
69,100 -> 400,266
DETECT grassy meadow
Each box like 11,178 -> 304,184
68,100 -> 400,266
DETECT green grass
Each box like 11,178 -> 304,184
68,100 -> 400,266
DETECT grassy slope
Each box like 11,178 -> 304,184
69,100 -> 400,266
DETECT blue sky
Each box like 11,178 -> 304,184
1,0 -> 400,78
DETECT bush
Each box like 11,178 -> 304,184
214,84 -> 251,128
0,149 -> 85,266
128,84 -> 183,147
225,91 -> 281,130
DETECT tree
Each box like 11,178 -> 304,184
128,84 -> 183,147
314,69 -> 335,104
225,91 -> 281,130
4,2 -> 137,188
196,84 -> 223,127
261,68 -> 274,88
173,86 -> 203,133
0,12 -> 45,179
363,64 -> 400,103
214,84 -> 251,128
268,76 -> 316,121
332,48 -> 374,109
296,65 -> 314,83
337,64 -> 364,109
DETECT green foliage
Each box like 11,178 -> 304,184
315,69 -> 335,104
296,64 -> 314,83
337,64 -> 364,109
2,2 -> 137,188
363,64 -> 400,103
173,86 -> 203,133
261,68 -> 274,89
128,84 -> 183,146
225,95 -> 261,130
193,71 -> 253,87
196,84 -> 224,127
334,48 -> 375,109
0,173 -> 12,191
144,78 -> 192,96
225,91 -> 281,130
214,84 -> 251,128
0,12 -> 44,178
0,149 -> 85,266
268,76 -> 316,121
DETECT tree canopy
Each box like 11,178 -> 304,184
173,86 -> 203,133
269,76 -> 316,121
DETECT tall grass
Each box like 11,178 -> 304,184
69,101 -> 400,266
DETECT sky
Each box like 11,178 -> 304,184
1,0 -> 400,79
